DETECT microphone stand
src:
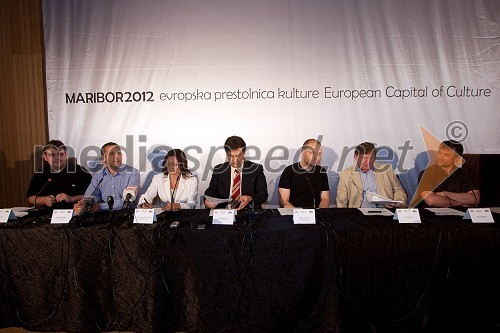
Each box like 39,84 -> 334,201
305,176 -> 317,209
107,196 -> 114,222
245,177 -> 260,224
77,196 -> 97,227
77,176 -> 104,227
77,204 -> 88,228
125,199 -> 133,224
306,174 -> 327,227
33,178 -> 52,209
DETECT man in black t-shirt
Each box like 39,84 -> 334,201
26,140 -> 92,210
278,139 -> 330,208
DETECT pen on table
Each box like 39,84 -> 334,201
368,210 -> 383,213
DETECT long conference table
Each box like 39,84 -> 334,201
0,208 -> 498,333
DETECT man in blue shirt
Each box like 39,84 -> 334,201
73,142 -> 140,213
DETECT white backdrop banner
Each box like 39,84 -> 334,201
42,0 -> 500,206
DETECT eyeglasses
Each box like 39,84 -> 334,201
166,162 -> 179,167
45,152 -> 66,158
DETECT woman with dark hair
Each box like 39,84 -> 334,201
139,149 -> 198,210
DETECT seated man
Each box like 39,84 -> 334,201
26,140 -> 91,209
415,140 -> 480,207
336,142 -> 407,208
278,139 -> 330,208
74,142 -> 140,213
204,136 -> 268,209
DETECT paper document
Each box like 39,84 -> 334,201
489,207 -> 500,215
367,192 -> 404,205
277,208 -> 295,216
358,208 -> 394,216
204,195 -> 230,205
11,207 -> 31,218
425,208 -> 465,216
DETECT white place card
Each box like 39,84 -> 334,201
463,208 -> 494,223
51,209 -> 74,224
212,209 -> 236,225
0,209 -> 16,223
134,208 -> 157,224
393,209 -> 421,223
293,209 -> 316,224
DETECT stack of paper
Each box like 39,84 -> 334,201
366,192 -> 404,205
425,208 -> 465,216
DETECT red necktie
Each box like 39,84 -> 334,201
231,169 -> 241,208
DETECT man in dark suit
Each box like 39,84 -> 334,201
204,136 -> 268,209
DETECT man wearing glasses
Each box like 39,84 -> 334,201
204,136 -> 268,209
26,140 -> 91,209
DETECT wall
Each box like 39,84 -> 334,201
0,0 -> 47,208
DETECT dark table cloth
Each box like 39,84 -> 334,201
0,208 -> 498,332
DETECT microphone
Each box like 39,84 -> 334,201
79,196 -> 96,216
107,195 -> 114,221
107,196 -> 114,210
305,176 -> 317,209
33,178 -> 52,209
123,186 -> 138,206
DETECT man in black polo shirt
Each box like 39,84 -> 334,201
26,140 -> 92,209
278,139 -> 330,208
414,140 -> 480,207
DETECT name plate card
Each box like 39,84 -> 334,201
134,209 -> 157,224
293,209 -> 316,224
212,209 -> 236,225
0,209 -> 16,223
463,208 -> 494,223
51,209 -> 74,224
393,209 -> 421,223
